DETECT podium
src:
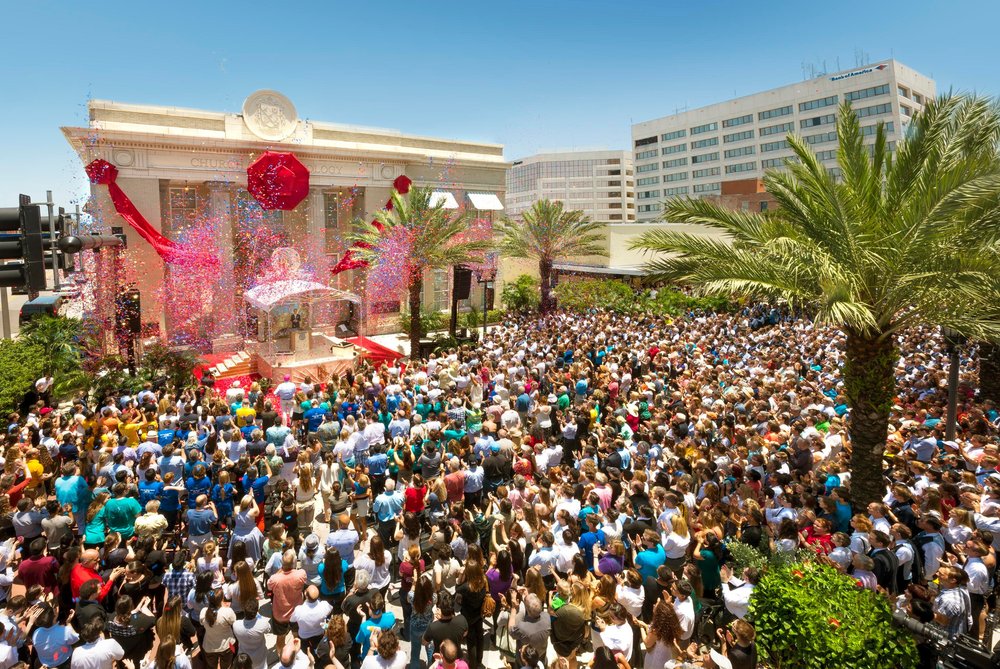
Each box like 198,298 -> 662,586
290,330 -> 311,353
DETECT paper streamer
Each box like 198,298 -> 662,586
330,174 -> 413,275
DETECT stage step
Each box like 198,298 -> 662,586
208,352 -> 255,379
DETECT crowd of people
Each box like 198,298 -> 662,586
0,303 -> 996,669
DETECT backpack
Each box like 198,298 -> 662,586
872,548 -> 900,595
905,537 -> 926,585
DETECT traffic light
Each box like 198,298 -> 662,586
0,195 -> 46,293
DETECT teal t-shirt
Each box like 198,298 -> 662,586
104,497 -> 143,539
85,506 -> 107,545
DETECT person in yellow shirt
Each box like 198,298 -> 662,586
119,415 -> 146,447
24,448 -> 49,492
236,404 -> 257,429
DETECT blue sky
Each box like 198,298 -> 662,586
2,0 -> 998,206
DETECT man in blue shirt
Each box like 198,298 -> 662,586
138,469 -> 164,507
55,463 -> 90,535
372,478 -> 403,547
578,514 -> 606,568
304,401 -> 326,436
186,494 -> 218,550
634,529 -> 666,581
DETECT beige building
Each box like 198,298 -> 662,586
506,150 -> 635,224
62,91 -> 508,344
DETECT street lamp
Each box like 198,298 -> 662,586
474,263 -> 497,341
941,326 -> 967,441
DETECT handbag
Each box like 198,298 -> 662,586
494,615 -> 517,663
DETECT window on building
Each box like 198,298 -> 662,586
662,143 -> 687,154
800,114 -> 836,129
855,102 -> 893,118
759,122 -> 794,137
664,172 -> 688,182
636,176 -> 660,186
725,161 -> 756,174
912,93 -> 924,105
724,145 -> 755,159
691,137 -> 719,149
900,105 -> 912,117
815,149 -> 836,161
636,163 -> 658,173
692,167 -> 721,178
758,105 -> 793,121
723,129 -> 754,143
898,86 -> 910,99
691,152 -> 719,164
635,149 -> 658,160
861,122 -> 894,137
432,269 -> 450,312
799,95 -> 838,112
761,157 -> 788,169
804,131 -> 837,145
634,136 -> 657,147
693,182 -> 721,193
690,122 -> 718,135
663,186 -> 689,196
760,139 -> 791,152
661,129 -> 686,141
760,201 -> 769,212
637,203 -> 662,213
637,190 -> 660,199
722,114 -> 753,128
662,157 -> 688,168
844,84 -> 890,102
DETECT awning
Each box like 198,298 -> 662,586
467,192 -> 504,211
553,262 -> 648,277
429,191 -> 459,209
243,279 -> 362,312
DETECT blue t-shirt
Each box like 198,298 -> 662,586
578,529 -> 606,567
244,475 -> 269,504
355,612 -> 396,657
635,544 -> 666,581
186,476 -> 212,507
212,483 -> 236,516
186,508 -> 217,536
317,559 -> 348,596
55,475 -> 90,512
159,488 -> 181,512
138,480 -> 164,507
304,408 -> 326,433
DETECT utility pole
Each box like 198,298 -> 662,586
45,190 -> 59,290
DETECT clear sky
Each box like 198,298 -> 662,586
2,0 -> 998,207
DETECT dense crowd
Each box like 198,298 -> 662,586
0,304 -> 996,669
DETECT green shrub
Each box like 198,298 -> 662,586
750,561 -> 917,669
552,278 -> 734,316
397,310 -> 448,336
501,275 -> 540,312
0,340 -> 47,415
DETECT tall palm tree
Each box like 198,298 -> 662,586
632,96 -> 1000,508
349,186 -> 492,357
496,199 -> 608,312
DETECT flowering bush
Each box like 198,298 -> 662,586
552,278 -> 732,315
749,562 -> 917,669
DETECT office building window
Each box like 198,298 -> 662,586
900,104 -> 912,117
662,143 -> 687,154
805,131 -> 837,145
664,186 -> 689,196
723,114 -> 753,128
760,139 -> 791,152
856,102 -> 893,118
815,149 -> 836,161
724,145 -> 755,159
799,95 -> 838,112
662,157 -> 688,168
636,163 -> 658,173
664,172 -> 688,182
861,122 -> 893,136
760,201 -> 769,212
661,129 -> 686,141
898,86 -> 910,98
845,84 -> 890,102
758,105 -> 793,120
636,176 -> 660,186
637,203 -> 662,213
761,157 -> 789,169
691,152 -> 719,164
723,129 -> 754,143
690,122 -> 718,135
725,161 -> 756,174
635,149 -> 658,160
637,190 -> 660,199
829,167 -> 844,179
912,93 -> 924,105
759,121 -> 794,136
692,167 -> 721,178
432,269 -> 450,311
800,114 -> 836,129
635,136 -> 657,147
693,182 -> 721,193
691,137 -> 719,149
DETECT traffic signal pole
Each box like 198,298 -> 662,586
45,191 -> 59,291
0,288 -> 9,340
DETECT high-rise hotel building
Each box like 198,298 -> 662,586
630,60 -> 935,221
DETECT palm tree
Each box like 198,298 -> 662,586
19,315 -> 84,378
496,199 -> 608,312
349,186 -> 492,356
631,96 -> 1000,508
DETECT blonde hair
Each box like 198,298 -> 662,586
671,514 -> 689,539
298,463 -> 314,494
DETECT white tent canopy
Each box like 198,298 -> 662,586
243,280 -> 361,312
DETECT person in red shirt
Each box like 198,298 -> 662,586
70,549 -> 125,601
802,517 -> 835,555
17,538 -> 59,593
404,474 -> 427,514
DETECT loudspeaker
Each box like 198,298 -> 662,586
453,266 -> 472,300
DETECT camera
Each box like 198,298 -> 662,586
892,612 -> 998,669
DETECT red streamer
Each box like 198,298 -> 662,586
86,159 -> 187,262
330,175 -> 412,275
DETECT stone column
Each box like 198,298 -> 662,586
307,188 -> 326,278
206,182 -> 236,333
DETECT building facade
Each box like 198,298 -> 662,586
631,60 -> 935,221
62,91 -> 508,343
506,150 -> 635,224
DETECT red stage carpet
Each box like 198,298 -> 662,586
347,336 -> 403,367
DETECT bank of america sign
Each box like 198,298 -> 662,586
829,64 -> 887,82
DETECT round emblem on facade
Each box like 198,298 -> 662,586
242,90 -> 298,142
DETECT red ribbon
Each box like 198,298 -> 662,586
330,175 -> 412,275
86,159 -> 187,263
